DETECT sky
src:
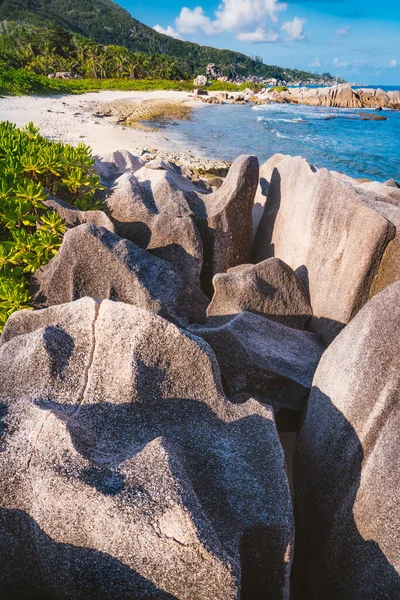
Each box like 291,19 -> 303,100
117,0 -> 400,84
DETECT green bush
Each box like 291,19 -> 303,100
198,81 -> 263,92
268,85 -> 289,93
0,121 -> 104,330
0,61 -> 80,95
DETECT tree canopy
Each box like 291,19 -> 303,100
0,0 -> 336,82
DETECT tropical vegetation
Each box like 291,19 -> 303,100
0,121 -> 104,330
0,0 -> 336,83
269,86 -> 289,93
0,21 -> 187,81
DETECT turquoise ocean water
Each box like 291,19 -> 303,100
166,85 -> 400,181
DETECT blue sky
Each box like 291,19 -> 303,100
117,0 -> 400,84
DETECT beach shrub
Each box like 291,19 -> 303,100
0,61 -> 81,95
0,121 -> 104,330
268,86 -> 289,93
202,81 -> 265,93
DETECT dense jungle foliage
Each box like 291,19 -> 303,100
0,121 -> 105,330
0,0 -> 335,82
0,21 -> 187,80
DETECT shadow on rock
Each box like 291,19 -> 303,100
0,508 -> 178,600
292,388 -> 400,599
43,326 -> 75,379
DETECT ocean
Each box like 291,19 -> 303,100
166,86 -> 400,182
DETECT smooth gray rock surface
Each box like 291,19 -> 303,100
207,258 -> 312,330
0,299 -> 293,600
31,224 -> 208,328
190,311 -> 324,411
252,156 -> 396,344
293,282 -> 400,599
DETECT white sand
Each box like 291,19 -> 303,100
0,90 -> 200,156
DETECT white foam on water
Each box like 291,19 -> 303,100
257,116 -> 305,124
271,129 -> 290,139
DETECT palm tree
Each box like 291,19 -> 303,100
128,53 -> 141,79
15,43 -> 35,69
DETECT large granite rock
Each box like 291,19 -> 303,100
0,298 -> 293,600
387,90 -> 400,109
268,85 -> 362,109
94,149 -> 145,182
293,282 -> 400,599
31,224 -> 208,328
207,258 -> 312,330
190,155 -> 259,294
384,179 -> 400,188
329,173 -> 400,298
352,184 -> 400,298
106,163 -> 203,286
318,84 -> 363,108
252,155 -> 285,239
106,155 -> 259,294
252,156 -> 397,344
190,311 -> 324,411
265,85 -> 400,110
44,197 -> 115,232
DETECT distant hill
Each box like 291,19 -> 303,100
0,0 -> 336,82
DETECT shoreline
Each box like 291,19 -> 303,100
0,86 -> 398,160
0,87 -> 398,183
0,90 -> 205,158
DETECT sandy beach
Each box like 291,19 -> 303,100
0,90 -> 200,157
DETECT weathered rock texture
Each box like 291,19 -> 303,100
31,224 -> 208,328
354,184 -> 400,299
328,172 -> 400,298
106,163 -> 203,286
0,298 -> 293,600
207,258 -> 312,330
44,197 -> 115,232
106,155 -> 259,294
190,311 -> 324,411
252,156 -> 398,344
95,149 -> 145,182
265,84 -> 400,110
293,281 -> 400,599
252,155 -> 285,239
190,155 -> 259,294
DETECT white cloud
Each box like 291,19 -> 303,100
309,57 -> 321,68
281,17 -> 306,41
175,7 -> 217,35
153,24 -> 183,39
237,28 -> 278,42
389,59 -> 398,69
175,1 -> 288,37
336,25 -> 350,36
333,57 -> 349,68
215,0 -> 287,31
